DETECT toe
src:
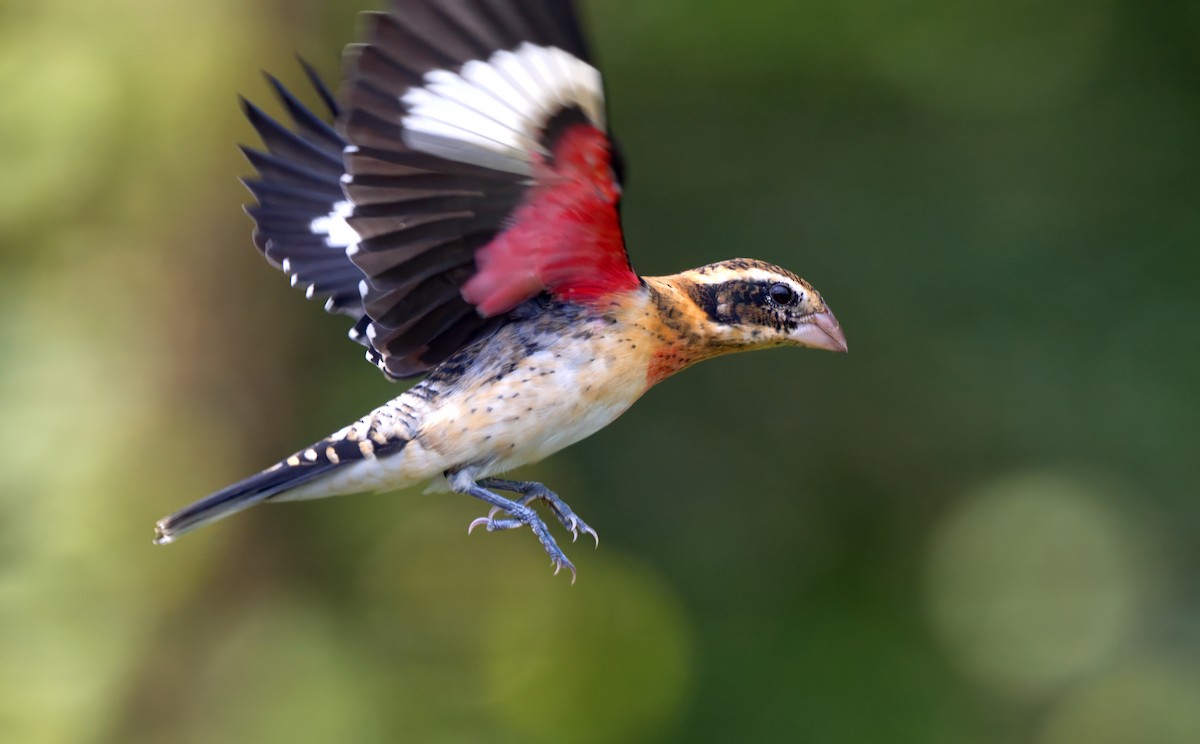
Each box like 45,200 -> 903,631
552,557 -> 578,584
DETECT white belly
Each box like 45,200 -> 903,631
283,328 -> 653,500
413,339 -> 651,489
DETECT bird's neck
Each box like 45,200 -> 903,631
635,275 -> 745,386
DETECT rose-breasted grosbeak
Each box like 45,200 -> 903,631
154,0 -> 848,580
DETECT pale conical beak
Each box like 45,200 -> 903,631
792,309 -> 848,353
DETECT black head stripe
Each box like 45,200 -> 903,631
686,279 -> 800,332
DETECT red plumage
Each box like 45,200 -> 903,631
159,0 -> 850,581
241,1 -> 636,379
464,124 -> 637,315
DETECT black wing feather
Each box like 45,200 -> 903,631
338,0 -> 599,379
240,71 -> 367,319
238,2 -> 612,381
264,75 -> 344,152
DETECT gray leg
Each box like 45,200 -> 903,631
477,478 -> 600,547
448,471 -> 577,582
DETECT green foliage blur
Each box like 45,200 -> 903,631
2,1 -> 1198,742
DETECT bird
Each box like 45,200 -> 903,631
153,0 -> 848,581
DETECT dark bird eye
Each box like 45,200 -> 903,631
769,283 -> 797,306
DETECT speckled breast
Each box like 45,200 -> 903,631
410,292 -> 661,480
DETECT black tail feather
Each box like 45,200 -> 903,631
153,456 -> 338,544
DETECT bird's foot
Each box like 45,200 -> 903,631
466,507 -> 522,534
454,474 -> 578,582
477,478 -> 600,546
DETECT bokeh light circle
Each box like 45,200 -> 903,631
1037,661 -> 1200,744
924,471 -> 1139,700
483,554 -> 694,744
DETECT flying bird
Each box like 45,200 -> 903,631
154,0 -> 848,580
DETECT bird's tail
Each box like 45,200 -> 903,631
153,448 -> 343,545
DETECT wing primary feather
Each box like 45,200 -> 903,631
351,42 -> 428,95
475,0 -> 539,49
383,0 -> 488,63
428,0 -> 510,55
297,56 -> 340,118
239,68 -> 368,321
240,147 -> 344,198
242,177 -> 339,211
369,11 -> 461,73
264,72 -> 343,151
241,97 -> 343,173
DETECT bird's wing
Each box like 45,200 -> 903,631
336,0 -> 639,379
238,1 -> 637,380
240,62 -> 367,322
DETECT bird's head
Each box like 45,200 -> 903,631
649,258 -> 848,356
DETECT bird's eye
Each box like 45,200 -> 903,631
769,283 -> 797,306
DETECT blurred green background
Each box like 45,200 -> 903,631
3,0 -> 1199,742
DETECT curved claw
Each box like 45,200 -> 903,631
583,524 -> 600,548
552,558 -> 577,584
463,478 -> 589,582
561,514 -> 599,548
470,502 -> 519,535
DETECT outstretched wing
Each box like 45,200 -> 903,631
337,0 -> 639,379
240,62 -> 366,321
239,1 -> 638,380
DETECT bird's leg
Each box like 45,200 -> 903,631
478,478 -> 599,547
449,471 -> 576,582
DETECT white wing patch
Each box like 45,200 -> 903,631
401,43 -> 605,175
309,200 -> 360,251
